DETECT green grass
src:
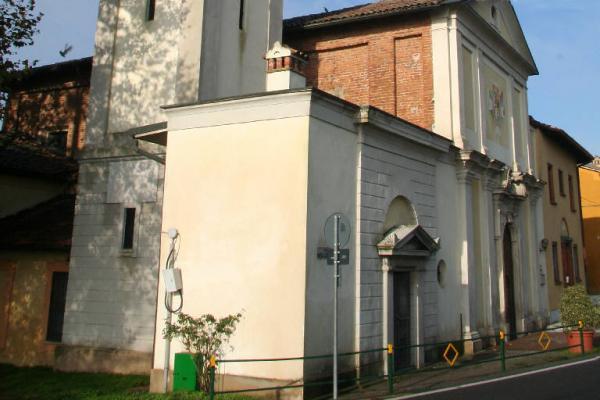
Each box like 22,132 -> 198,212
0,364 -> 253,400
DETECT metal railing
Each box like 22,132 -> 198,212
205,321 -> 592,399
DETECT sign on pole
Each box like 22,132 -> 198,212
324,213 -> 351,248
323,212 -> 350,400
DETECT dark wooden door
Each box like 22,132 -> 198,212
394,272 -> 411,370
46,272 -> 69,342
503,226 -> 517,340
561,240 -> 575,286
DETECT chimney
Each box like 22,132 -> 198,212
265,41 -> 308,91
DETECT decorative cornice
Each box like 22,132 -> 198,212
355,106 -> 452,153
456,150 -> 508,185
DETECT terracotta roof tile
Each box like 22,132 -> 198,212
284,0 -> 448,30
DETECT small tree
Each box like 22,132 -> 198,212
164,312 -> 243,392
560,285 -> 599,330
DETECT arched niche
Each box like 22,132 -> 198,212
560,219 -> 570,238
383,196 -> 418,234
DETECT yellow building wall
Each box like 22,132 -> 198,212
0,253 -> 69,367
535,130 -> 586,312
580,166 -> 600,294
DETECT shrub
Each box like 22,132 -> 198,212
163,312 -> 242,392
559,285 -> 599,330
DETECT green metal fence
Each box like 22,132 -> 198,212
206,321 -> 592,399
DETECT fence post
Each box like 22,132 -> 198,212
578,321 -> 585,355
387,344 -> 394,395
499,330 -> 506,372
209,355 -> 216,400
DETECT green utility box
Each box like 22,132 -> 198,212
173,353 -> 198,392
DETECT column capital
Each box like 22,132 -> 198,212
381,257 -> 391,273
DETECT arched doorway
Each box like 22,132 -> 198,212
378,196 -> 439,370
383,196 -> 417,369
503,225 -> 517,339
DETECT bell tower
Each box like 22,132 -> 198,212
60,0 -> 284,381
86,0 -> 283,145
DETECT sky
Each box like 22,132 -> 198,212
14,0 -> 599,155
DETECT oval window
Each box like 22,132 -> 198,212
437,260 -> 447,288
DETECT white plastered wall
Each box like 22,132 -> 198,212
303,100 -> 358,381
199,0 -> 283,100
153,93 -> 314,380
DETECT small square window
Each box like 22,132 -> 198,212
47,130 -> 68,155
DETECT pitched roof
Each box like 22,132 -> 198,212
284,0 -> 452,30
0,194 -> 75,251
582,157 -> 600,172
530,116 -> 593,165
4,56 -> 92,92
0,133 -> 78,181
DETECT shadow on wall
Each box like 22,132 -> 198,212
91,0 -> 198,140
59,0 -> 201,368
0,257 -> 68,367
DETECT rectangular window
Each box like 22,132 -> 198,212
122,208 -> 136,250
552,242 -> 561,284
47,130 -> 68,155
558,169 -> 565,196
547,164 -> 556,205
146,0 -> 156,21
238,0 -> 245,30
46,272 -> 69,343
568,175 -> 576,212
573,245 -> 581,282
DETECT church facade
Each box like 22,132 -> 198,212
59,0 -> 550,394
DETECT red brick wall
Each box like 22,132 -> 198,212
3,82 -> 89,156
285,14 -> 434,130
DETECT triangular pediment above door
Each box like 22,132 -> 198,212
377,225 -> 440,257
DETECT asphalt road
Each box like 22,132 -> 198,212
396,357 -> 600,400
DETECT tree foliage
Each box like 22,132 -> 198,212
560,284 -> 600,330
163,312 -> 243,392
0,0 -> 43,119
